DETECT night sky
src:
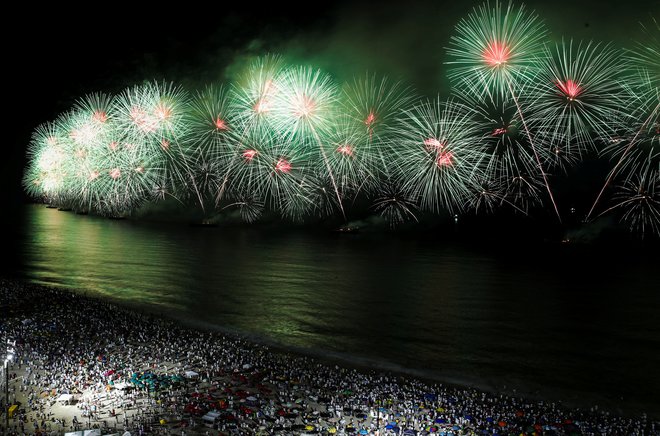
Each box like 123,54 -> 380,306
5,0 -> 658,240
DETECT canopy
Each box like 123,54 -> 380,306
185,370 -> 199,378
57,394 -> 74,403
114,382 -> 131,390
202,411 -> 221,422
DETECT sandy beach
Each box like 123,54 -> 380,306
1,278 -> 658,435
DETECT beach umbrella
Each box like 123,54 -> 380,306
328,428 -> 337,434
359,430 -> 369,435
498,421 -> 506,427
485,417 -> 494,423
434,418 -> 446,424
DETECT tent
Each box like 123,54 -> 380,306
202,410 -> 221,425
64,431 -> 101,436
185,370 -> 199,379
114,382 -> 132,390
57,394 -> 74,404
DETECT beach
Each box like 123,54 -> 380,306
1,278 -> 657,435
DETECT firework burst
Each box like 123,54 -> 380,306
231,54 -> 284,133
23,121 -> 68,204
600,174 -> 660,237
340,74 -> 416,141
526,40 -> 627,164
391,98 -> 487,213
453,76 -> 546,213
445,0 -> 547,98
271,65 -> 338,141
185,85 -> 240,203
587,19 -> 659,225
225,128 -> 311,221
372,181 -> 419,228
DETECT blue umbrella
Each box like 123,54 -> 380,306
464,415 -> 472,421
486,417 -> 494,423
452,425 -> 460,430
435,418 -> 446,424
359,430 -> 368,435
386,424 -> 395,430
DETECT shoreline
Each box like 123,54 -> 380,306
2,277 -> 659,435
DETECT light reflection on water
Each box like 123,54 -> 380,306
17,204 -> 660,417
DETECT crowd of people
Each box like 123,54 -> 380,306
1,278 -> 657,435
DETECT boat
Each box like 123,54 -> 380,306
334,226 -> 360,233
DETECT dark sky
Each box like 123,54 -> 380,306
5,0 -> 658,222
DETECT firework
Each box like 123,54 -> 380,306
224,128 -> 312,221
390,98 -> 487,214
23,121 -> 67,204
341,74 -> 416,141
445,0 -> 547,99
184,85 -> 240,203
599,174 -> 660,237
270,65 -> 349,219
445,0 -> 562,221
371,181 -> 419,228
313,114 -> 377,201
230,54 -> 284,133
586,19 -> 660,225
526,40 -> 627,165
270,65 -> 338,141
453,76 -> 546,213
113,81 -> 201,208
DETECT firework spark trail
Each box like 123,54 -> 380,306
507,77 -> 562,222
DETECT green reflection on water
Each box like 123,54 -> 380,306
25,206 -> 184,310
